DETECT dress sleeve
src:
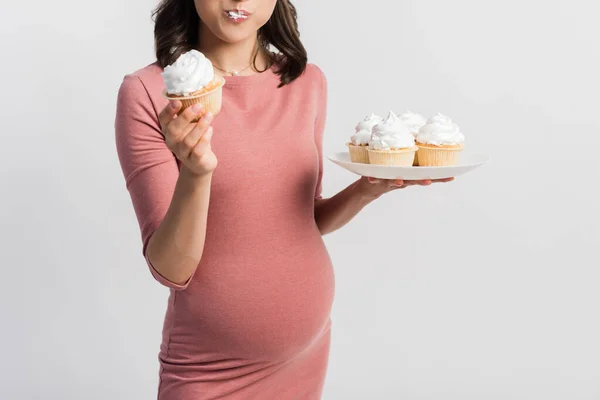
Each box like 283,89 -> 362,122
115,74 -> 190,290
313,67 -> 328,201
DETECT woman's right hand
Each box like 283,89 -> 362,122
158,101 -> 218,177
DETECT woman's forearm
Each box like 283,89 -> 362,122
146,166 -> 212,285
314,179 -> 376,235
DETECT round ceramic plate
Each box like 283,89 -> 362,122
327,152 -> 490,180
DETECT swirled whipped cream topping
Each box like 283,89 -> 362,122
397,111 -> 427,137
351,113 -> 383,145
369,111 -> 415,150
416,113 -> 465,146
161,50 -> 215,96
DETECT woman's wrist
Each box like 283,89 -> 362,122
179,165 -> 213,188
352,178 -> 381,204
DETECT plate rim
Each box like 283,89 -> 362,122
327,151 -> 490,169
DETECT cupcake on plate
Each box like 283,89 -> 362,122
161,50 -> 226,121
347,113 -> 383,163
415,113 -> 465,166
367,111 -> 418,166
397,111 -> 427,166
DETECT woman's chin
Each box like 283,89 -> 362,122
215,28 -> 257,45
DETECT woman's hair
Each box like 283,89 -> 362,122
152,0 -> 307,87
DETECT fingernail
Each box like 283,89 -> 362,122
191,103 -> 203,113
204,112 -> 213,122
170,101 -> 180,110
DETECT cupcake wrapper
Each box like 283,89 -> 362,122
347,144 -> 370,164
413,152 -> 419,166
178,87 -> 223,122
416,144 -> 463,166
367,147 -> 417,166
165,78 -> 225,122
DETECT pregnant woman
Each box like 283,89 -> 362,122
115,1 -> 449,398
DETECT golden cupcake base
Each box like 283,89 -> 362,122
347,143 -> 370,164
416,142 -> 464,166
367,146 -> 418,166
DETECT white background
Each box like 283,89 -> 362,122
1,0 -> 599,399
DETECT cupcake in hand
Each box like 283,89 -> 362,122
347,113 -> 383,163
416,113 -> 465,166
161,50 -> 226,121
367,111 -> 418,166
397,111 -> 427,166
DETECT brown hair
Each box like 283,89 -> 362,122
152,0 -> 307,87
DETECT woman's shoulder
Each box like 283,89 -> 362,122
300,63 -> 327,91
304,63 -> 326,79
117,61 -> 166,115
119,61 -> 163,92
270,62 -> 326,99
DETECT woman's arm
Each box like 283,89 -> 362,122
145,167 -> 212,286
314,176 -> 453,235
116,74 -> 215,290
314,178 -> 375,235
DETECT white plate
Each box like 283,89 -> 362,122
327,152 -> 490,180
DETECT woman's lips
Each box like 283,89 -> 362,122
225,10 -> 250,22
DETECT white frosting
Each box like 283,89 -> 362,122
351,113 -> 383,145
397,111 -> 427,137
227,10 -> 248,20
161,50 -> 215,96
369,111 -> 416,150
417,113 -> 465,145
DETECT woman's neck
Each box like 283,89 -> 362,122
197,25 -> 268,76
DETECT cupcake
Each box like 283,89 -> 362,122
415,113 -> 465,166
347,113 -> 383,163
397,111 -> 427,166
367,111 -> 418,166
161,50 -> 225,121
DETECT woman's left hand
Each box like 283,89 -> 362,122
356,176 -> 454,199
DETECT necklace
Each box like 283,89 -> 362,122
212,62 -> 252,76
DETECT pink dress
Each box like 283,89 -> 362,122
115,62 -> 335,399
